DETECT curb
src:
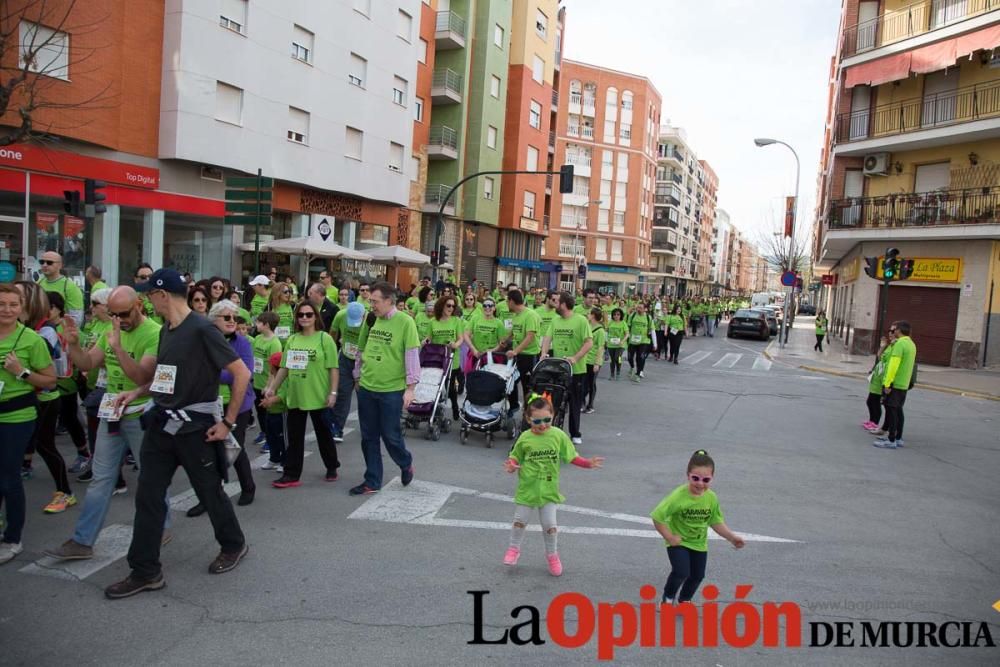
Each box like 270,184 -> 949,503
797,364 -> 1000,402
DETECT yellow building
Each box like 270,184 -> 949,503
814,0 -> 1000,367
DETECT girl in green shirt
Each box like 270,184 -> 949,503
664,305 -> 686,364
650,449 -> 744,604
814,311 -> 829,352
582,308 -> 606,414
863,336 -> 892,433
268,281 -> 296,342
429,296 -> 465,421
605,308 -> 627,381
503,395 -> 603,576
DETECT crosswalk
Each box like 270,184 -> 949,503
674,350 -> 772,372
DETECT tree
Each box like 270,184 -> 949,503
1,0 -> 111,147
756,205 -> 809,274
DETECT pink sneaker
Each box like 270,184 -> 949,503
503,547 -> 520,566
546,553 -> 563,577
861,421 -> 877,430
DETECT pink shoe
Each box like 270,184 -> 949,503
861,421 -> 877,430
546,553 -> 563,576
503,547 -> 520,566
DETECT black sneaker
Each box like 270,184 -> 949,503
349,483 -> 379,496
208,544 -> 248,574
105,573 -> 165,599
401,465 -> 414,487
186,503 -> 206,518
77,469 -> 94,483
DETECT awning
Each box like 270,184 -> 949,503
845,28 -> 1000,87
910,39 -> 957,74
956,24 -> 1000,58
845,52 -> 912,88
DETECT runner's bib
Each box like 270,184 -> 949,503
630,334 -> 644,344
286,350 -> 309,370
609,337 -> 621,345
151,364 -> 177,394
343,340 -> 358,359
96,368 -> 108,388
669,328 -> 679,335
275,326 -> 291,339
253,357 -> 264,374
97,392 -> 124,421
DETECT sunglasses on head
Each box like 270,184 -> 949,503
217,314 -> 235,322
298,312 -> 315,319
40,259 -> 57,265
530,416 -> 553,426
689,474 -> 712,483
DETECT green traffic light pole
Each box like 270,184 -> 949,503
875,246 -> 900,345
434,168 -> 572,282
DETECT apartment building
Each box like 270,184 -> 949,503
496,0 -> 562,288
543,60 -> 661,294
814,0 -> 1000,367
698,160 -> 720,293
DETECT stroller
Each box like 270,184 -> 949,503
528,357 -> 573,428
459,353 -> 520,448
403,343 -> 454,441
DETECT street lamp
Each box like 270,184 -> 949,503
753,136 -> 800,349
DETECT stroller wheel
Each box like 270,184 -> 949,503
427,425 -> 440,441
441,418 -> 452,434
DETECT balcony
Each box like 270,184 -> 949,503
551,90 -> 559,110
431,68 -> 463,105
435,11 -> 467,50
545,174 -> 553,193
655,194 -> 680,206
834,78 -> 1000,153
671,172 -> 682,184
548,130 -> 556,153
543,214 -> 550,232
423,183 -> 456,215
828,186 -> 1000,230
841,0 -> 998,60
427,125 -> 459,160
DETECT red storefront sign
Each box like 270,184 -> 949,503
0,144 -> 159,189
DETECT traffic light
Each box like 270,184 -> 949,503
430,249 -> 439,266
84,179 -> 107,216
898,258 -> 915,280
63,189 -> 81,217
883,247 -> 900,280
863,256 -> 879,279
439,244 -> 449,266
558,164 -> 575,194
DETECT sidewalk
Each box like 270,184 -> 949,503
763,316 -> 1000,401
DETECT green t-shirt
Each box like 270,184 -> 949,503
274,303 -> 294,340
546,313 -> 593,375
466,316 -> 507,353
510,307 -> 541,355
626,312 -> 654,345
0,323 -> 53,424
869,342 -> 893,394
885,335 -> 917,390
330,308 -> 363,360
325,286 -> 339,302
414,311 -> 434,341
405,296 -> 420,315
537,306 -> 557,338
83,319 -> 113,390
358,311 -> 421,393
495,298 -> 511,322
252,334 -> 283,390
281,331 -> 338,411
39,275 -> 84,316
650,483 -> 724,552
508,426 -> 579,507
606,321 -> 628,349
815,316 -> 828,336
250,293 -> 270,321
429,316 -> 465,369
99,316 -> 161,417
665,314 -> 685,333
585,326 -> 606,366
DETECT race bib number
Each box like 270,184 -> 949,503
286,350 -> 309,370
503,319 -> 513,330
609,337 -> 621,345
150,364 -> 177,394
275,326 -> 291,339
97,392 -> 124,421
630,334 -> 644,344
0,380 -> 5,398
343,341 -> 358,359
253,357 -> 264,374
96,368 -> 108,388
669,328 -> 679,335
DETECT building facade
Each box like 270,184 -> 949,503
813,0 -> 1000,367
543,60 -> 660,295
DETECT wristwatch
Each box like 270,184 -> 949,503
221,417 -> 235,429
18,369 -> 30,380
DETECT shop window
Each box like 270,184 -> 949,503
28,193 -> 86,279
118,207 -> 146,282
163,213 -> 232,281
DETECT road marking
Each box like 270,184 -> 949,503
752,355 -> 773,371
682,351 -> 712,366
21,523 -> 134,581
713,353 -> 741,368
349,478 -> 798,543
169,481 -> 243,512
250,426 -> 354,470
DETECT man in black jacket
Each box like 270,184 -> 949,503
307,282 -> 339,331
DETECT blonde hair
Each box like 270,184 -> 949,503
14,281 -> 50,325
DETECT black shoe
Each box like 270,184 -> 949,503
186,503 -> 206,518
77,469 -> 94,483
237,488 -> 255,506
105,573 -> 165,599
349,483 -> 379,495
208,544 -> 248,574
401,465 -> 414,487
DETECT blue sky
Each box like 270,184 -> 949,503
563,0 -> 843,247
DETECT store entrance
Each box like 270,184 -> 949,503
0,218 -> 25,281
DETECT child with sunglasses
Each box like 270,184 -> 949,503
650,449 -> 744,604
503,395 -> 603,576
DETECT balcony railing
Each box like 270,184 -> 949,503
425,183 -> 456,207
655,194 -> 680,206
548,130 -> 556,147
581,126 -> 595,139
835,79 -> 1000,143
428,125 -> 458,150
671,172 -> 682,184
841,0 -> 998,59
552,90 -> 559,107
564,153 -> 591,166
436,10 -> 467,38
431,68 -> 464,95
827,186 -> 1000,229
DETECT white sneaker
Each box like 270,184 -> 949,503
571,437 -> 583,446
0,542 -> 23,565
261,461 -> 283,472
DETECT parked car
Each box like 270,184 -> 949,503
753,308 -> 779,336
727,309 -> 771,341
798,303 -> 816,315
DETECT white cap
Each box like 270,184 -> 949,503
249,275 -> 271,287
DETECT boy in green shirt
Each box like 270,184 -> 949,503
252,312 -> 283,454
540,293 -> 593,445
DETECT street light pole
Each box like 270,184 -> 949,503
754,138 -> 800,350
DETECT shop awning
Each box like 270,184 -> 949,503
845,52 -> 912,88
845,28 -> 1000,87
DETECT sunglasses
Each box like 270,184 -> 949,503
530,416 -> 553,426
483,303 -> 495,308
689,474 -> 712,483
192,297 -> 207,303
298,312 -> 316,319
217,314 -> 235,322
135,274 -> 152,280
283,289 -> 293,295
360,288 -> 370,293
445,303 -> 455,308
110,310 -> 133,319
39,259 -> 58,265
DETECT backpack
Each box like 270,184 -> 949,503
35,320 -> 74,379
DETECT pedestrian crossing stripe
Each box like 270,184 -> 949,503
677,351 -> 771,370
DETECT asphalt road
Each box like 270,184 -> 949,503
2,322 -> 998,666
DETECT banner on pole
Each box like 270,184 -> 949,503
784,196 -> 795,238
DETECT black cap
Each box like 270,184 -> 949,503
136,268 -> 187,295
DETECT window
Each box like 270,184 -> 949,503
613,212 -> 625,233
600,179 -> 612,197
487,125 -> 498,149
345,126 -> 363,160
291,25 -> 313,63
523,191 -> 536,218
595,238 -> 608,260
484,177 -> 495,200
397,9 -> 413,41
597,208 -> 609,232
414,97 -> 424,122
532,55 -> 544,83
619,123 -> 632,139
353,0 -> 371,15
606,87 -> 618,109
214,82 -> 243,125
494,24 -> 504,48
418,38 -> 428,64
393,76 -> 408,106
490,75 -> 501,98
611,239 -> 623,261
526,146 -> 539,171
219,0 -> 247,34
622,91 -> 634,110
349,53 -> 367,87
389,142 -> 404,172
535,9 -> 548,38
18,21 -> 70,80
287,106 -> 309,144
602,150 -> 613,166
529,100 -> 542,129
603,120 -> 615,143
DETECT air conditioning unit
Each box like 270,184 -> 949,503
863,152 -> 890,176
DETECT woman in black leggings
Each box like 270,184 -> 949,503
625,304 -> 654,383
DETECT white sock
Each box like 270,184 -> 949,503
543,530 -> 557,555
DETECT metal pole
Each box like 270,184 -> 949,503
984,279 -> 994,367
254,168 -> 262,277
768,140 -> 800,350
